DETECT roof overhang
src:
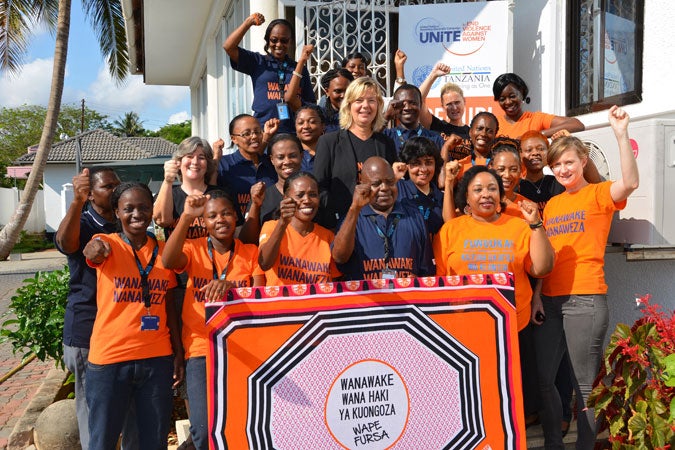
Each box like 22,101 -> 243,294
122,0 -> 214,85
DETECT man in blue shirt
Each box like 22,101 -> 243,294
332,156 -> 434,280
383,84 -> 447,155
55,167 -> 138,449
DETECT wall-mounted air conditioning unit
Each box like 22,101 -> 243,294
575,119 -> 675,246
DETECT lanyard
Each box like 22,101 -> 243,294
277,60 -> 289,100
417,204 -> 431,221
207,237 -> 234,281
120,232 -> 158,309
395,126 -> 423,148
368,214 -> 401,266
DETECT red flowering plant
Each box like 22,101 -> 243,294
589,294 -> 675,449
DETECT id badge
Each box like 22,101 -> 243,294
277,102 -> 290,120
141,315 -> 160,331
381,268 -> 396,280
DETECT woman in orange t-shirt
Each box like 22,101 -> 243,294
488,137 -> 529,218
434,165 -> 554,331
492,73 -> 585,139
433,166 -> 554,430
532,106 -> 639,449
257,172 -> 341,285
83,182 -> 183,450
162,190 -> 264,450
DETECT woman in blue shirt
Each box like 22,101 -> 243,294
223,13 -> 316,134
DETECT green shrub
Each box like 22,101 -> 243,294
0,266 -> 70,367
12,231 -> 56,254
588,294 -> 675,449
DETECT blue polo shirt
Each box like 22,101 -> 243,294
383,125 -> 445,154
319,103 -> 341,133
336,201 -> 435,280
301,149 -> 315,173
216,150 -> 277,224
397,179 -> 445,235
231,47 -> 316,134
57,203 -> 118,348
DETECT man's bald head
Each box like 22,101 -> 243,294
361,156 -> 397,213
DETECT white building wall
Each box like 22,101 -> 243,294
0,188 -> 45,233
43,164 -> 76,233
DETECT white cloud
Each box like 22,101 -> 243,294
86,66 -> 188,116
0,60 -> 189,128
0,58 -> 54,106
168,111 -> 190,124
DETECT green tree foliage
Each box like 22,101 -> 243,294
110,111 -> 145,137
145,120 -> 192,144
0,104 -> 108,188
0,0 -> 129,260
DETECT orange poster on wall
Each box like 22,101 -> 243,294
205,274 -> 525,449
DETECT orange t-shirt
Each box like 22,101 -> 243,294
457,153 -> 490,180
503,193 -> 528,219
256,220 -> 341,285
542,181 -> 626,296
176,238 -> 259,359
433,214 -> 533,331
497,111 -> 555,139
87,233 -> 177,365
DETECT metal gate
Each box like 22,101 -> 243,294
294,0 -> 458,98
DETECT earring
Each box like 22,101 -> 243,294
463,206 -> 471,216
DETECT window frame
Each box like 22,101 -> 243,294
567,0 -> 644,115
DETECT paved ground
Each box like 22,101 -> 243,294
0,250 -> 67,450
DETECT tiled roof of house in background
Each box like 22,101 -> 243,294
14,129 -> 177,164
122,137 -> 177,157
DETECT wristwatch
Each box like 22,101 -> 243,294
395,77 -> 406,84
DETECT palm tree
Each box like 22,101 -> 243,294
0,0 -> 129,260
112,111 -> 145,137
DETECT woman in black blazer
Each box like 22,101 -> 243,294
313,77 -> 397,229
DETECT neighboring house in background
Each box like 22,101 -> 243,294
9,129 -> 175,233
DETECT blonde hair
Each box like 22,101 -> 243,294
338,77 -> 385,131
547,135 -> 589,165
440,82 -> 464,101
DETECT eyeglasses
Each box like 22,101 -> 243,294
231,129 -> 263,139
269,37 -> 290,45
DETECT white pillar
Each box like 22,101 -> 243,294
61,183 -> 74,219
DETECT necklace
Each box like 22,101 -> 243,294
523,177 -> 545,194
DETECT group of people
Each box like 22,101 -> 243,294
56,11 -> 639,450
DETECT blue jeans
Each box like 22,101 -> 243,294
63,345 -> 140,450
186,357 -> 209,450
534,294 -> 609,450
86,355 -> 174,450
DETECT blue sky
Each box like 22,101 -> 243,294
0,0 -> 190,131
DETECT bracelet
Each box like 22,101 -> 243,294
529,220 -> 544,230
292,71 -> 303,79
